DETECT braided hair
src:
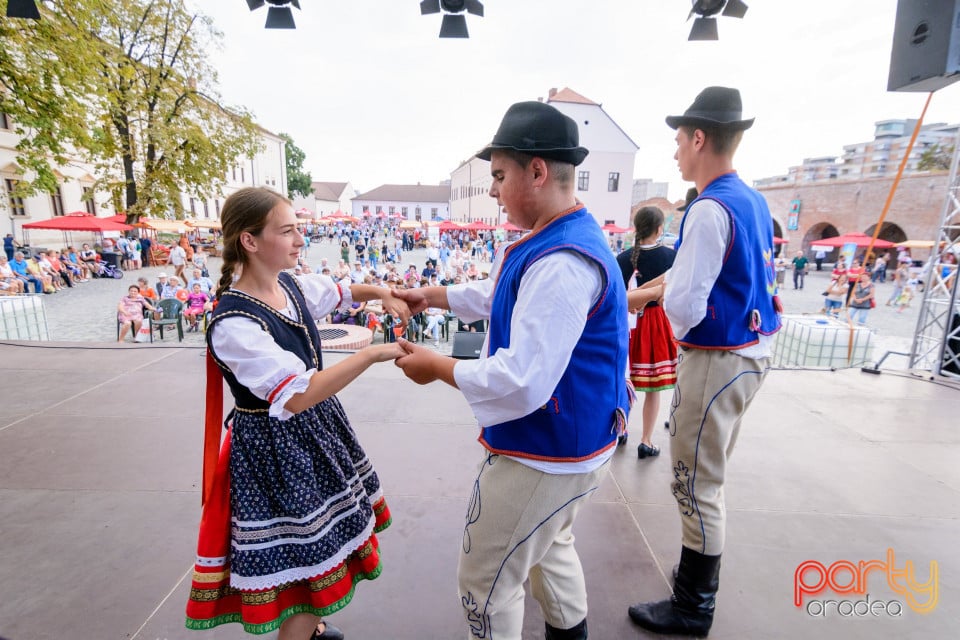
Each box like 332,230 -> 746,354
216,187 -> 291,299
630,206 -> 665,273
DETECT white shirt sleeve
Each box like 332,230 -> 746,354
294,272 -> 346,318
452,250 -> 603,427
210,316 -> 315,421
663,199 -> 730,339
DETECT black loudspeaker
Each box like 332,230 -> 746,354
941,312 -> 960,376
452,331 -> 486,359
888,0 -> 960,92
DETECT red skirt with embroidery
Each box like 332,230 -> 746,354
628,304 -> 678,392
184,429 -> 391,635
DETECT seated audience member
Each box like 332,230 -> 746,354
79,243 -> 99,276
332,300 -> 367,325
35,252 -> 64,291
187,268 -> 214,294
183,283 -> 210,332
48,250 -> 75,287
25,255 -> 54,293
117,284 -> 156,343
424,305 -> 447,346
137,277 -> 158,301
0,255 -> 26,294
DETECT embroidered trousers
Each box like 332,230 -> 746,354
668,348 -> 768,556
457,452 -> 609,639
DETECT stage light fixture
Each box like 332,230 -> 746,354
420,0 -> 483,38
246,0 -> 300,29
686,0 -> 747,41
6,0 -> 41,19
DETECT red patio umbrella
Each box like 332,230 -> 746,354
437,220 -> 463,232
464,220 -> 495,231
773,236 -> 788,245
811,232 -> 895,249
601,223 -> 631,234
498,221 -> 523,232
22,211 -> 133,232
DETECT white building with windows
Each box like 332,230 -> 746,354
2,108 -> 285,246
351,184 -> 450,221
292,181 -> 356,216
447,88 -> 638,229
179,125 -> 287,221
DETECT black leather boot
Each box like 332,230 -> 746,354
545,618 -> 587,640
628,546 -> 721,637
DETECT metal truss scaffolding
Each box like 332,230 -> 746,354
910,131 -> 960,378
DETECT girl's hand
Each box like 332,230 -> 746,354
368,342 -> 405,363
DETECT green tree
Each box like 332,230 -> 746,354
918,143 -> 954,171
0,0 -> 262,221
281,132 -> 313,199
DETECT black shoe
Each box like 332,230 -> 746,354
638,443 -> 660,459
628,547 -> 721,637
617,433 -> 628,447
664,421 -> 670,430
545,618 -> 587,640
311,622 -> 344,640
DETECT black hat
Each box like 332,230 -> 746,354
476,101 -> 589,166
666,86 -> 754,131
678,187 -> 699,212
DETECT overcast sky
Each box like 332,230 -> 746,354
193,1 -> 960,200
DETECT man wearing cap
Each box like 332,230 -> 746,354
627,87 -> 781,637
393,101 -> 629,640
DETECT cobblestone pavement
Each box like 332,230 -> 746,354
30,242 -> 926,364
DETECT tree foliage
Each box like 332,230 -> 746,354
918,143 -> 954,172
280,132 -> 313,200
0,0 -> 262,220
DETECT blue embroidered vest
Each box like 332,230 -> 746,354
676,173 -> 782,349
206,272 -> 323,411
481,206 -> 630,461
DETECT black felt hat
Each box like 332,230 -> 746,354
666,86 -> 754,131
678,187 -> 699,212
476,101 -> 589,166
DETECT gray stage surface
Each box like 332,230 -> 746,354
0,342 -> 958,639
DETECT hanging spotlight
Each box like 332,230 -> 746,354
6,0 -> 41,19
420,0 -> 483,39
246,0 -> 300,29
686,0 -> 747,41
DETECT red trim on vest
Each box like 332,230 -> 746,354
477,433 -> 617,463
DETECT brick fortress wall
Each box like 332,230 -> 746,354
757,171 -> 950,253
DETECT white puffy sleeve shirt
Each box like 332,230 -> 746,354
447,248 -> 603,429
210,273 -> 352,421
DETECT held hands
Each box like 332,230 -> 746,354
394,337 -> 440,385
380,289 -> 413,325
368,341 -> 406,363
390,288 -> 429,315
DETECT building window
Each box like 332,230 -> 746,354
376,206 -> 382,214
241,167 -> 245,183
189,198 -> 196,215
430,207 -> 437,216
362,205 -> 370,214
607,172 -> 620,192
51,186 -> 65,216
0,112 -> 9,130
232,167 -> 236,181
415,206 -> 422,219
578,171 -> 590,191
388,206 -> 395,214
82,187 -> 97,215
5,179 -> 25,216
214,199 -> 220,216
203,200 -> 209,217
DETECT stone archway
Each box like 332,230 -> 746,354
863,221 -> 907,244
803,222 -> 840,263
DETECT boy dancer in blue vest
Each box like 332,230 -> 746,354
627,87 -> 781,637
394,101 -> 630,640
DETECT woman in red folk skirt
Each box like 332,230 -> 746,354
616,205 -> 677,459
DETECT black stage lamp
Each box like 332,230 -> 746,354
686,0 -> 747,41
421,0 -> 483,38
246,0 -> 300,29
6,0 -> 41,19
